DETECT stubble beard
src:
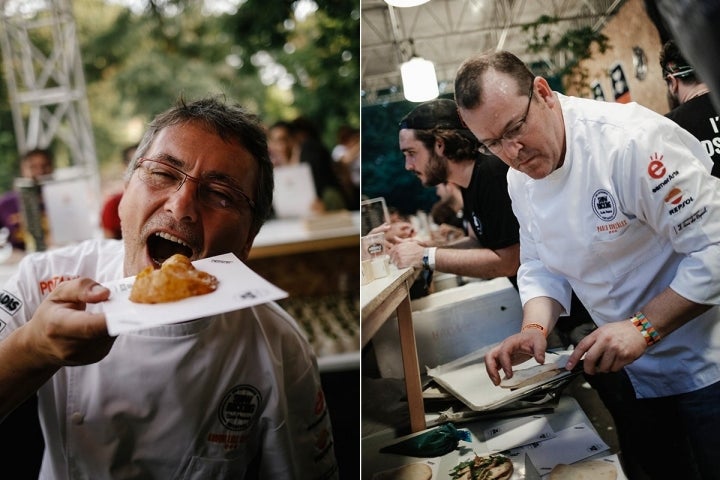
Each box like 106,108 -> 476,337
423,150 -> 449,187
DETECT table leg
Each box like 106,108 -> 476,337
396,289 -> 426,433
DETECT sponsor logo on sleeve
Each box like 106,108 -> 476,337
0,290 -> 22,316
648,153 -> 681,193
648,153 -> 666,179
664,187 -> 694,215
674,207 -> 708,233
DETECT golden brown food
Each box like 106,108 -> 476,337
129,254 -> 218,304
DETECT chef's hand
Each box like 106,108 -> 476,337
25,277 -> 115,368
565,320 -> 646,375
389,240 -> 426,269
485,329 -> 549,386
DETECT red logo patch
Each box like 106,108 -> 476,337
648,153 -> 666,179
664,187 -> 683,205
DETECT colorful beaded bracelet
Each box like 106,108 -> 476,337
630,312 -> 661,346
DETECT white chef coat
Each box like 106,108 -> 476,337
0,239 -> 338,479
509,93 -> 720,399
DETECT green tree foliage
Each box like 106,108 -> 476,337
523,15 -> 611,96
221,0 -> 360,146
0,0 -> 359,191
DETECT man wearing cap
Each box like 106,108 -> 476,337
660,39 -> 719,177
391,98 -> 521,285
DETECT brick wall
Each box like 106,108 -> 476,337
565,0 -> 669,115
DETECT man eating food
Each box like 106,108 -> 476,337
0,96 -> 339,479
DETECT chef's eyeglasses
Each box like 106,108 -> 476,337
478,83 -> 534,156
135,158 -> 256,215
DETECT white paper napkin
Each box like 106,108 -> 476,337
484,415 -> 556,453
101,253 -> 287,335
523,422 -> 609,475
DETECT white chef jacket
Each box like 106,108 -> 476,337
0,239 -> 338,479
509,93 -> 720,399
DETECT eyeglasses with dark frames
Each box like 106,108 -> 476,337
478,83 -> 534,155
135,158 -> 256,215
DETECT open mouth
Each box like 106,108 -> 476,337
147,232 -> 194,267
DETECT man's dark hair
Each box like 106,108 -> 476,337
399,98 -> 482,162
130,95 -> 273,235
455,51 -> 535,110
659,40 -> 699,84
21,148 -> 54,166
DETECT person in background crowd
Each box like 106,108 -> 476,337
100,144 -> 138,239
430,181 -> 465,233
659,40 -> 719,177
429,203 -> 466,246
267,121 -> 293,167
455,50 -> 720,480
390,98 -> 521,285
0,96 -> 338,479
288,116 -> 348,212
651,0 -> 720,113
331,125 -> 360,210
0,148 -> 54,250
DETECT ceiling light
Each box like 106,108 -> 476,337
384,0 -> 431,7
401,57 -> 439,102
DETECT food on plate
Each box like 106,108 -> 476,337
449,454 -> 513,480
373,462 -> 432,480
499,361 -> 562,389
549,459 -> 618,479
129,253 -> 218,303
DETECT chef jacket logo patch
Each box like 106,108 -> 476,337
592,190 -> 617,221
0,290 -> 22,316
647,153 -> 666,179
649,152 -> 680,193
218,385 -> 261,431
664,187 -> 694,215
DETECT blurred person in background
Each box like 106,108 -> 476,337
0,148 -> 54,250
331,125 -> 360,210
288,116 -> 348,212
100,144 -> 138,239
367,206 -> 416,250
431,181 -> 465,232
660,40 -> 719,177
651,0 -> 720,113
267,121 -> 294,167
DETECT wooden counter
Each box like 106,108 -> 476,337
361,266 -> 426,432
247,212 -> 360,297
